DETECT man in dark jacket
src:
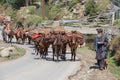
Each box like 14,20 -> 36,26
94,28 -> 108,70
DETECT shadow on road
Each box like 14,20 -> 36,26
89,65 -> 99,70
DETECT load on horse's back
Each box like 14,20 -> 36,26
15,28 -> 25,44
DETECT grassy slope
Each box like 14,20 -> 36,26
108,53 -> 120,79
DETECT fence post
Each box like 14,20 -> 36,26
111,12 -> 115,25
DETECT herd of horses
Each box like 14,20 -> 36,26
2,26 -> 84,62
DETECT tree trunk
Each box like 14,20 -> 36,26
26,0 -> 29,6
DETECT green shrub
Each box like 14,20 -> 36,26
25,14 -> 42,26
113,20 -> 120,26
6,0 -> 25,9
0,4 -> 17,18
68,0 -> 79,9
111,35 -> 120,60
48,5 -> 61,19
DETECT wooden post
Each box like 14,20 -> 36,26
111,12 -> 115,25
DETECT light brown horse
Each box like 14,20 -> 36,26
2,28 -> 15,43
67,31 -> 84,61
15,28 -> 25,44
6,29 -> 15,43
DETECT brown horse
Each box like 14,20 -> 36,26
7,29 -> 15,43
60,31 -> 69,60
68,31 -> 84,61
52,32 -> 64,62
32,33 -> 50,59
2,28 -> 15,43
15,28 -> 25,44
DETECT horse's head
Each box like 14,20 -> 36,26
71,34 -> 77,44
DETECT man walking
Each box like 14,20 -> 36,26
94,28 -> 109,70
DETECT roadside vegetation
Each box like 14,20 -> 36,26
108,35 -> 120,79
113,20 -> 120,26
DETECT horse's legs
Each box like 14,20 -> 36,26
57,48 -> 61,62
71,48 -> 74,61
73,49 -> 76,61
62,45 -> 66,60
52,47 -> 55,61
22,38 -> 25,45
16,37 -> 19,44
18,38 -> 21,44
9,36 -> 13,43
44,47 -> 48,59
57,49 -> 59,62
9,38 -> 12,43
28,37 -> 31,44
36,45 -> 39,56
7,36 -> 10,43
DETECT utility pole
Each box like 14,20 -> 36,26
41,0 -> 45,19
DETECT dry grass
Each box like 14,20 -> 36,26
86,0 -> 110,13
96,0 -> 110,13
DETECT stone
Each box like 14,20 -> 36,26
8,47 -> 17,56
0,48 -> 10,57
0,47 -> 17,57
0,47 -> 5,50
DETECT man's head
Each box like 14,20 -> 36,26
96,28 -> 103,33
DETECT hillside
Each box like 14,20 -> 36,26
0,0 -> 110,27
48,0 -> 110,20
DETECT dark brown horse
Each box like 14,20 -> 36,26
60,31 -> 69,60
32,33 -> 50,59
30,33 -> 43,56
52,32 -> 64,62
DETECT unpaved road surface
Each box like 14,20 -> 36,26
0,26 -> 80,80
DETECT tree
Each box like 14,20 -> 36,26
0,0 -> 6,4
25,0 -> 34,6
6,0 -> 25,9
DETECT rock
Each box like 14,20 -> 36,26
0,47 -> 17,57
8,47 -> 17,56
0,48 -> 10,57
0,47 -> 5,50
